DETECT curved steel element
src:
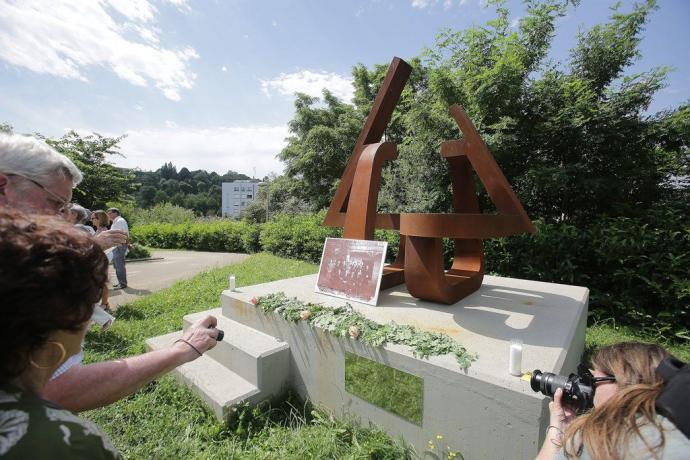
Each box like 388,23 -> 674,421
343,142 -> 398,240
323,57 -> 534,304
402,151 -> 485,304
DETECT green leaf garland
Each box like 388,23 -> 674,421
255,292 -> 477,369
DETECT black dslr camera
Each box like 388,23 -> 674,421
530,364 -> 598,412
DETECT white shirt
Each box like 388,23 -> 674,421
111,215 -> 129,235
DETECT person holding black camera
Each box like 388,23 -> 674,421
535,342 -> 689,460
0,209 -> 121,458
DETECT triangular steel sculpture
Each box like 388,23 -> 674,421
324,57 -> 535,304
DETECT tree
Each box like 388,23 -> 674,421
278,90 -> 364,210
138,185 -> 157,208
278,0 -> 688,225
159,162 -> 178,180
178,167 -> 192,182
153,190 -> 169,205
45,131 -> 135,209
130,164 -> 252,215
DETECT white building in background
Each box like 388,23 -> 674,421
221,180 -> 260,218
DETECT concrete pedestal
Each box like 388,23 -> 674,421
219,274 -> 588,459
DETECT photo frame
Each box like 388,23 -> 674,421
315,238 -> 388,306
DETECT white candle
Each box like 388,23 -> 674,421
229,274 -> 236,291
509,339 -> 523,376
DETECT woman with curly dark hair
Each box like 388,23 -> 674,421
537,342 -> 689,460
0,208 -> 120,459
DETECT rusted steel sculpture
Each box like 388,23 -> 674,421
324,57 -> 534,304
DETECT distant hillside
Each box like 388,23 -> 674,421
133,162 -> 259,215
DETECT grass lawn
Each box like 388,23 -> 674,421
84,253 -> 412,459
83,252 -> 689,459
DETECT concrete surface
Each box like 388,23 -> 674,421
219,274 -> 588,460
107,249 -> 248,308
146,309 -> 290,420
146,330 -> 261,419
147,273 -> 588,459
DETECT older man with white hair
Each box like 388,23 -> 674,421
0,132 -> 220,412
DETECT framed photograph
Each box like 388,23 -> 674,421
315,237 -> 388,306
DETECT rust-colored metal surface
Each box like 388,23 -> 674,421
324,56 -> 534,304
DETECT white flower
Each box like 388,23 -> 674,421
0,410 -> 28,455
348,326 -> 360,339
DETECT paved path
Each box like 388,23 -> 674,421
107,249 -> 249,308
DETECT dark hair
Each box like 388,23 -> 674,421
91,210 -> 109,229
0,209 -> 108,382
106,207 -> 120,216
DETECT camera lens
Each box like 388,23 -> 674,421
530,370 -> 570,397
530,369 -> 594,411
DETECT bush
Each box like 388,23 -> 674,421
126,243 -> 152,260
131,220 -> 253,252
108,202 -> 196,227
260,212 -> 340,263
483,208 -> 690,340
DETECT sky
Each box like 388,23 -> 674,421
1,0 -> 688,178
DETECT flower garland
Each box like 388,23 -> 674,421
253,292 -> 477,369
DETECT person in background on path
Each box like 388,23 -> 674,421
106,207 -> 128,289
66,203 -> 95,236
91,210 -> 113,311
0,209 -> 121,459
91,210 -> 110,234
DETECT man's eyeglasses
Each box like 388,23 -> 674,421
7,173 -> 70,213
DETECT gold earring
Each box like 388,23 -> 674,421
30,341 -> 67,369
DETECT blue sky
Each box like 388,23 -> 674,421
1,0 -> 688,177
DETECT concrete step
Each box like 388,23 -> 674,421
145,330 -> 261,419
182,309 -> 290,394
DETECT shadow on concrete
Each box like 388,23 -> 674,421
378,281 -> 585,349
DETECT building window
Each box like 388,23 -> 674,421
234,186 -> 239,191
247,194 -> 252,199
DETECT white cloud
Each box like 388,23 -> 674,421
107,0 -> 157,23
221,65 -> 228,72
510,17 -> 521,28
163,0 -> 191,12
412,0 -> 467,8
112,125 -> 289,177
0,0 -> 198,101
261,70 -> 354,102
412,0 -> 433,7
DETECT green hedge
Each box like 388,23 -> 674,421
483,208 -> 689,339
125,243 -> 152,260
259,212 -> 402,264
131,209 -> 689,339
131,220 -> 256,253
